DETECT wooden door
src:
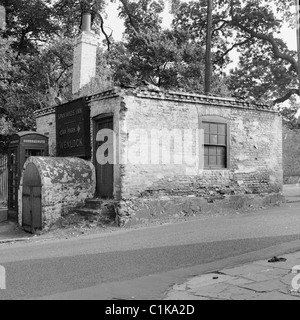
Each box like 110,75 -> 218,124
94,117 -> 114,198
22,163 -> 42,233
22,186 -> 42,233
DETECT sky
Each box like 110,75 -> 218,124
103,1 -> 297,52
102,1 -> 299,107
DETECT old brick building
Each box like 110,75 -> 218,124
35,87 -> 283,226
31,12 -> 284,227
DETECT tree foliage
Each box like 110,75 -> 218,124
107,0 -> 230,95
171,0 -> 299,106
1,0 -> 300,141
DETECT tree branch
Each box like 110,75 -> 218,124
212,21 -> 227,36
213,38 -> 251,64
97,12 -> 112,51
232,21 -> 299,72
273,89 -> 299,105
55,65 -> 72,83
118,0 -> 139,35
227,0 -> 298,73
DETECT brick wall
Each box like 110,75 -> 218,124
283,125 -> 300,184
119,92 -> 282,197
90,88 -> 283,225
35,107 -> 56,156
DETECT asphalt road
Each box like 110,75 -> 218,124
0,202 -> 300,300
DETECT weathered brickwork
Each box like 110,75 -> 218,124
35,107 -> 56,156
18,157 -> 95,228
89,93 -> 124,199
89,88 -> 283,226
282,125 -> 300,184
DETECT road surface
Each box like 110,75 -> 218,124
0,202 -> 300,300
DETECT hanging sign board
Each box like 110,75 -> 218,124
56,98 -> 91,158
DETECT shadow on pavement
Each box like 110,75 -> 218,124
283,184 -> 300,203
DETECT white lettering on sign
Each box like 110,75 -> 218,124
59,125 -> 81,136
57,108 -> 83,120
59,139 -> 84,150
23,140 -> 46,144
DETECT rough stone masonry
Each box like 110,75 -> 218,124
35,86 -> 283,227
88,87 -> 283,226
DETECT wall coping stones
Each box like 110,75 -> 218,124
86,87 -> 276,113
34,106 -> 56,118
34,87 -> 276,118
34,96 -> 90,119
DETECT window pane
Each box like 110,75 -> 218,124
204,155 -> 209,167
203,123 -> 210,133
209,156 -> 217,166
217,147 -> 226,155
217,155 -> 226,167
209,147 -> 217,155
210,124 -> 218,134
210,134 -> 218,144
204,133 -> 210,144
203,121 -> 228,169
218,135 -> 226,145
218,124 -> 226,135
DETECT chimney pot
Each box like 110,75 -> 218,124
81,12 -> 92,32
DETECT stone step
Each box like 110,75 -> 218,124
84,198 -> 115,210
75,208 -> 114,224
75,199 -> 117,224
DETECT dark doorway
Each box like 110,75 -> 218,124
94,116 -> 114,198
22,163 -> 42,233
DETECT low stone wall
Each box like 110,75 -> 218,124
116,193 -> 284,226
18,157 -> 96,228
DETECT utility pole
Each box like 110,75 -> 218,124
205,0 -> 213,94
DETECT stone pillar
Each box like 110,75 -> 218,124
72,13 -> 98,95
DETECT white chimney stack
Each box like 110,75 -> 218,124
72,12 -> 98,95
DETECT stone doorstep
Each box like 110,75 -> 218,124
75,208 -> 101,216
84,198 -> 116,210
84,198 -> 104,209
75,199 -> 117,224
75,208 -> 114,219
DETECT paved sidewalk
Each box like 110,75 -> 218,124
0,207 -> 7,223
164,252 -> 300,300
283,184 -> 300,203
0,220 -> 31,242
